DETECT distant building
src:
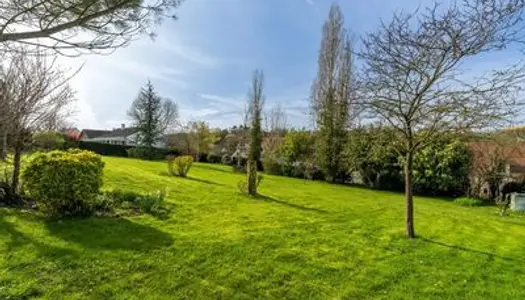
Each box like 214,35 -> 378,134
80,124 -> 166,148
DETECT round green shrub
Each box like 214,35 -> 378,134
168,155 -> 194,177
22,150 -> 105,217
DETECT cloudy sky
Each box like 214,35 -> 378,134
61,0 -> 522,130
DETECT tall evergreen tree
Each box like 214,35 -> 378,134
128,81 -> 178,157
247,69 -> 265,196
310,4 -> 354,182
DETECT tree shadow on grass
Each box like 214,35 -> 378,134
419,238 -> 522,263
255,194 -> 329,214
45,217 -> 174,251
195,164 -> 234,175
0,212 -> 75,258
159,171 -> 223,186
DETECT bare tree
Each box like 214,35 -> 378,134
246,69 -> 265,196
265,103 -> 287,134
0,0 -> 184,55
310,4 -> 354,183
0,74 -> 8,160
1,50 -> 75,193
261,103 -> 287,174
358,0 -> 525,238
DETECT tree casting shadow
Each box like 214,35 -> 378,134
45,217 -> 174,251
256,194 -> 329,214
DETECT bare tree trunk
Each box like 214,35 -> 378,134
11,136 -> 22,193
0,130 -> 7,160
405,150 -> 415,238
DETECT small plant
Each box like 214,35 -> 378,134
495,195 -> 511,216
453,197 -> 485,207
137,189 -> 168,216
103,189 -> 141,205
168,155 -> 194,177
101,189 -> 168,217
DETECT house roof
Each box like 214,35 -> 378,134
468,140 -> 525,173
81,127 -> 138,139
99,127 -> 138,138
81,129 -> 111,139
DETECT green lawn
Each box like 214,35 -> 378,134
1,157 -> 525,299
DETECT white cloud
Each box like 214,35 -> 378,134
152,36 -> 222,69
199,93 -> 245,108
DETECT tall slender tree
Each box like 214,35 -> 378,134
128,81 -> 178,157
247,69 -> 265,196
310,4 -> 354,183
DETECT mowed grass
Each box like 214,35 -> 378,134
1,157 -> 525,299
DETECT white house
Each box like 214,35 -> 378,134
80,124 -> 167,148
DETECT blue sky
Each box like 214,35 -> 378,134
64,0 -> 522,130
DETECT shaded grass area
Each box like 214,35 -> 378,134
1,157 -> 525,299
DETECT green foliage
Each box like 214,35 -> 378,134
346,127 -> 471,196
136,190 -> 167,216
221,154 -> 232,165
76,141 -> 132,157
207,153 -> 222,164
453,197 -> 486,207
261,158 -> 282,175
127,147 -> 150,159
100,189 -> 168,217
280,130 -> 315,164
191,121 -> 218,155
346,127 -> 403,190
168,155 -> 194,177
412,137 -> 472,196
22,150 -> 105,217
127,147 -> 172,160
32,132 -> 65,150
279,130 -> 317,178
103,189 -> 141,204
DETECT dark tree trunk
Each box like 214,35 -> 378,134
0,130 -> 7,160
11,138 -> 22,193
405,150 -> 415,238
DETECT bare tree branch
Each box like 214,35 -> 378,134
0,0 -> 184,55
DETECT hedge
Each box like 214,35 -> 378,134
76,141 -> 132,157
73,141 -> 179,159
